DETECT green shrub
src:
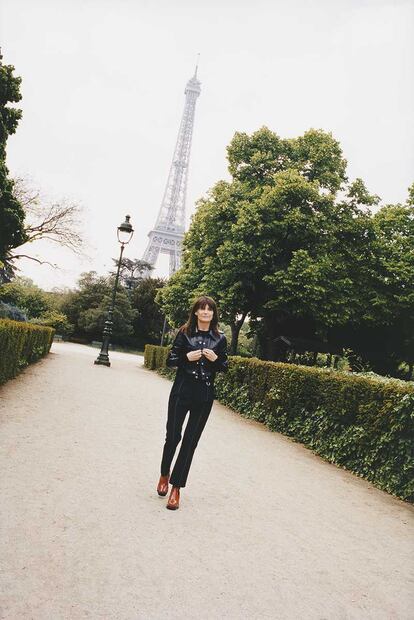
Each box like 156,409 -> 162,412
146,345 -> 414,502
0,319 -> 54,385
0,301 -> 27,322
30,310 -> 74,337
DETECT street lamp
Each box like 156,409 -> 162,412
94,215 -> 134,367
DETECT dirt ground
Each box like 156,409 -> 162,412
0,342 -> 413,619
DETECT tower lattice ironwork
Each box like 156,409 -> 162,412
142,64 -> 201,276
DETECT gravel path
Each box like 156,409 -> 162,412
0,342 -> 413,620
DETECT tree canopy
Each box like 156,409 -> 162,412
0,56 -> 26,276
0,276 -> 52,319
61,271 -> 137,343
156,126 -> 414,377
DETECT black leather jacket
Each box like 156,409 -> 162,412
166,327 -> 228,384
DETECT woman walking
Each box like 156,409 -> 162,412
157,295 -> 228,510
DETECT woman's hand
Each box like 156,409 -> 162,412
202,348 -> 218,362
186,349 -> 203,361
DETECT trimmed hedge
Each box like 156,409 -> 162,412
144,344 -> 414,502
144,344 -> 171,371
0,319 -> 55,386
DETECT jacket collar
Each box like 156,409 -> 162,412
193,326 -> 220,341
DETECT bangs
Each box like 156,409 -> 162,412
195,296 -> 216,312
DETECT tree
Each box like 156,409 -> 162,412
155,264 -> 204,332
2,176 -> 85,279
156,125 -> 410,372
0,275 -> 75,334
157,127 -> 354,354
257,174 -> 379,352
0,54 -> 26,279
110,257 -> 153,290
61,271 -> 137,343
347,187 -> 414,376
131,277 -> 166,344
156,179 -> 251,352
0,276 -> 52,318
227,126 -> 347,192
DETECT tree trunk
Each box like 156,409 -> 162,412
229,312 -> 247,355
259,313 -> 282,361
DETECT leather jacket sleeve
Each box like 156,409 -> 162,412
166,331 -> 187,368
213,335 -> 228,372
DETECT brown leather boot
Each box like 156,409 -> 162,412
157,473 -> 170,496
166,486 -> 180,510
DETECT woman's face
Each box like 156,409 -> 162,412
195,304 -> 214,323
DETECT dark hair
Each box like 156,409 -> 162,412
179,295 -> 220,336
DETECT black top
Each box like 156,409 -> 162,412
166,328 -> 228,403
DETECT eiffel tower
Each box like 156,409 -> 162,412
142,63 -> 201,276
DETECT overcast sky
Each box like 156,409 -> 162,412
1,0 -> 413,290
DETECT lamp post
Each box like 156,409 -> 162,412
94,215 -> 134,367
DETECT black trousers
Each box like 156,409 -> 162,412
160,377 -> 214,487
